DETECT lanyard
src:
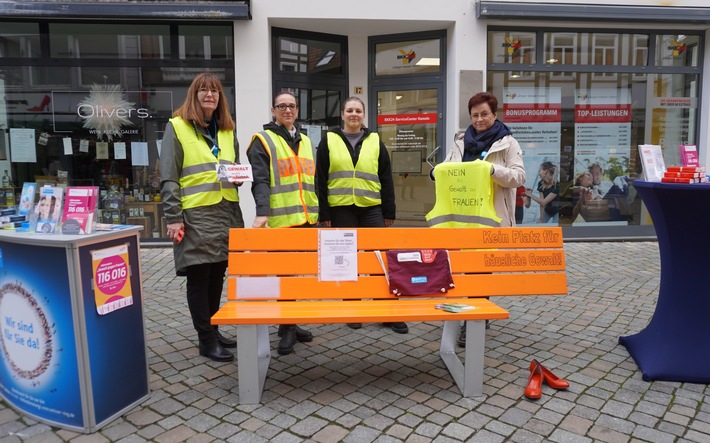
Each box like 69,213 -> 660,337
203,120 -> 219,157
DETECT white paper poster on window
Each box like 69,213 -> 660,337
573,88 -> 633,224
96,142 -> 109,159
113,142 -> 127,160
61,137 -> 73,155
9,128 -> 37,163
502,87 -> 561,225
130,142 -> 149,166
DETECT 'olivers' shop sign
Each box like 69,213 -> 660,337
51,86 -> 173,140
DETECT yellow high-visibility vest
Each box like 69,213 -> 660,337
251,130 -> 318,227
426,160 -> 501,228
326,132 -> 381,207
170,117 -> 238,209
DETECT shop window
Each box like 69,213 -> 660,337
1,20 -> 234,240
546,32 -> 577,79
488,28 -> 702,237
541,31 -> 648,70
591,34 -> 618,79
0,22 -> 40,58
276,35 -> 343,75
630,35 -> 649,66
488,31 -> 536,65
49,23 -> 170,59
375,38 -> 442,76
633,35 -> 649,79
178,25 -> 232,60
655,34 -> 700,68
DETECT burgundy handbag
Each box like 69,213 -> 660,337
376,249 -> 455,296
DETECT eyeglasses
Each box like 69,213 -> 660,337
471,112 -> 493,120
198,88 -> 220,95
274,103 -> 298,111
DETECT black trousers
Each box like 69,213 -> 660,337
185,261 -> 228,344
329,205 -> 385,228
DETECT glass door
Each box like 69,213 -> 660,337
373,86 -> 442,225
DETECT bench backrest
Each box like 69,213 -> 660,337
227,227 -> 566,301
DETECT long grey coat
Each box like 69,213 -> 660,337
159,120 -> 244,275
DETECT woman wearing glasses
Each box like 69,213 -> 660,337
246,91 -> 316,355
160,72 -> 244,362
437,91 -> 525,227
432,91 -> 526,347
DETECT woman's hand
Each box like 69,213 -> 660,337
252,216 -> 269,228
384,219 -> 394,227
166,222 -> 185,243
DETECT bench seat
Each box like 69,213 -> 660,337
215,226 -> 567,404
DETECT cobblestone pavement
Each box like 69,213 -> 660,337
2,242 -> 709,442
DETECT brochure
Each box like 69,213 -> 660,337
678,144 -> 699,167
61,186 -> 99,234
18,182 -> 36,217
638,144 -> 665,182
34,186 -> 64,233
216,163 -> 253,183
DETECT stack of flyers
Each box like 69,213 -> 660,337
435,303 -> 476,313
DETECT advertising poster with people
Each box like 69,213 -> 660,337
573,88 -> 633,224
502,87 -> 561,224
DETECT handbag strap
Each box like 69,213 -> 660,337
374,250 -> 390,284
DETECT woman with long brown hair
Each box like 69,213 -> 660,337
160,72 -> 244,362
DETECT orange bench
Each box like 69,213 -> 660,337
212,226 -> 567,404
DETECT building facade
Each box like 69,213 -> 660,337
1,0 -> 709,239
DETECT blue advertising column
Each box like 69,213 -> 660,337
0,227 -> 149,433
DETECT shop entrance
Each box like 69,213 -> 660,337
372,86 -> 442,225
369,30 -> 447,225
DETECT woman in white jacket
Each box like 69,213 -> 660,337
439,91 -> 526,227
436,91 -> 526,346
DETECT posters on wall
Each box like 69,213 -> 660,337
573,88 -> 633,223
502,87 -> 561,224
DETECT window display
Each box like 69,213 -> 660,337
0,20 -> 234,239
487,28 -> 702,229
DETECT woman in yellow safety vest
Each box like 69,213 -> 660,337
315,97 -> 406,334
160,72 -> 244,362
246,91 -> 316,355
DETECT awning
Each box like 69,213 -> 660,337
476,1 -> 710,24
0,0 -> 251,20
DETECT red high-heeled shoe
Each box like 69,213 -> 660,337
524,360 -> 543,399
530,359 -> 570,390
28,95 -> 51,112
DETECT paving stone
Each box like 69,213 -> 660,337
3,243 -> 710,442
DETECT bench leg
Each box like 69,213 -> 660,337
439,320 -> 485,399
236,324 -> 271,404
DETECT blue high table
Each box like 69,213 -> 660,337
619,180 -> 710,383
